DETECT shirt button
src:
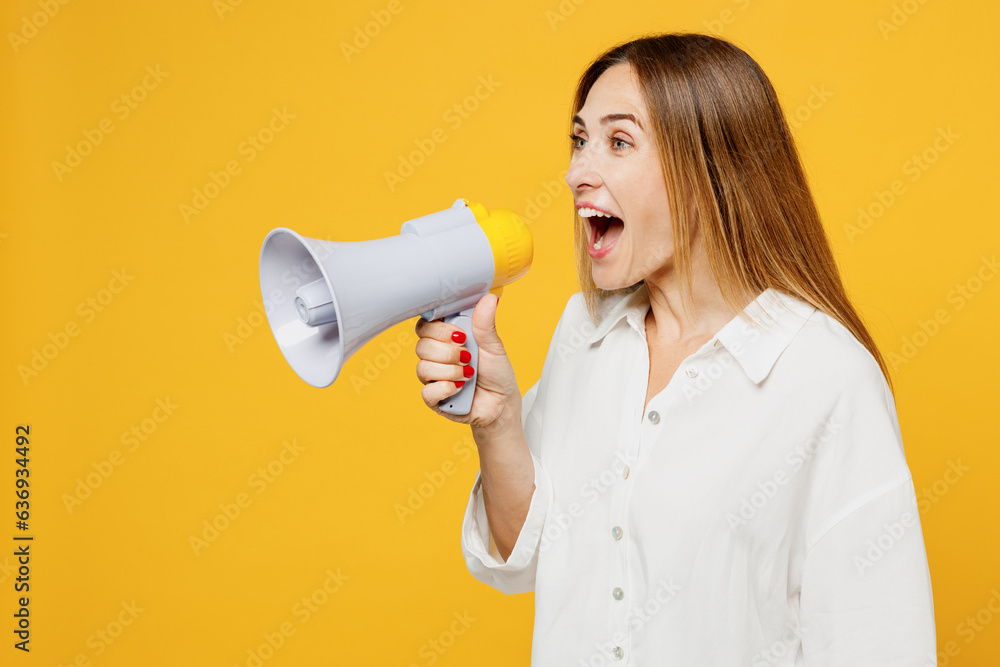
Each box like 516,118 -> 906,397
647,410 -> 660,424
611,526 -> 623,540
622,465 -> 630,480
612,587 -> 624,600
685,367 -> 699,378
612,646 -> 624,660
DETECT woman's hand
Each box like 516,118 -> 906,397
414,293 -> 521,434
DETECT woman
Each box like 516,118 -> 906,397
414,33 -> 936,665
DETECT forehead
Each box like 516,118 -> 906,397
579,63 -> 646,120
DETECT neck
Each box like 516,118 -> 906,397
642,250 -> 757,343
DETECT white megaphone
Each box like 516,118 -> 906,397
258,197 -> 533,415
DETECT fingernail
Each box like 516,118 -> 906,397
463,365 -> 475,378
454,381 -> 465,388
452,330 -> 466,344
460,349 -> 471,363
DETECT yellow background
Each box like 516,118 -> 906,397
2,0 -> 998,664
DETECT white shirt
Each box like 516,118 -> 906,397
461,282 -> 937,666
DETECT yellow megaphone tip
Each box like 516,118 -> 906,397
465,200 -> 533,290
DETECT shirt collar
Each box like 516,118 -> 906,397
583,282 -> 817,385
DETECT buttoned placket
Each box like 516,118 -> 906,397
604,320 -> 721,664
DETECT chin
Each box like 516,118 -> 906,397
591,269 -> 629,292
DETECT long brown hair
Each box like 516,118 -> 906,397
570,32 -> 894,394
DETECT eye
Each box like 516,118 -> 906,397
611,136 -> 632,151
569,133 -> 586,150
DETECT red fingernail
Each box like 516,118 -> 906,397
454,381 -> 465,388
460,349 -> 471,363
463,365 -> 475,378
452,330 -> 466,344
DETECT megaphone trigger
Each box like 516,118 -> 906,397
437,306 -> 479,415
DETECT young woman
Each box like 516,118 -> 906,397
415,32 -> 936,665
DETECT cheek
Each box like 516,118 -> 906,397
632,179 -> 672,242
626,215 -> 672,263
640,173 -> 671,213
629,211 -> 675,269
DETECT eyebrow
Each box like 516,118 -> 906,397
572,113 -> 643,131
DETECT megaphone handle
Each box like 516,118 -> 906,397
438,306 -> 478,416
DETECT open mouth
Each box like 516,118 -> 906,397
590,215 -> 624,249
579,206 -> 625,251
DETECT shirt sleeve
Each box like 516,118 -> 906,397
459,293 -> 584,595
799,476 -> 936,665
460,380 -> 554,595
799,364 -> 937,665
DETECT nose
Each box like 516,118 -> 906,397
565,146 -> 601,193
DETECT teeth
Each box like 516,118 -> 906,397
578,206 -> 613,218
593,226 -> 607,250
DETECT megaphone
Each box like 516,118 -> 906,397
258,197 -> 533,415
